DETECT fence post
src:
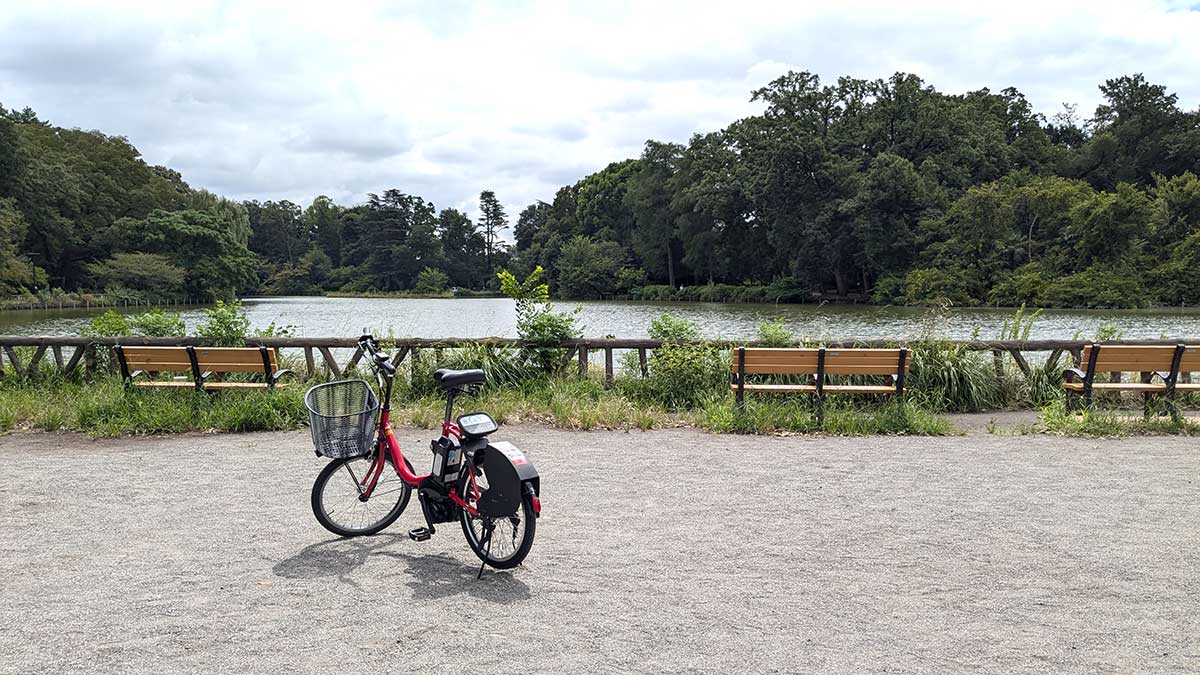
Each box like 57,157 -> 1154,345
83,343 -> 97,380
578,345 -> 589,378
638,348 -> 648,378
604,348 -> 614,387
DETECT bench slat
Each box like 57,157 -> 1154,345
194,347 -> 276,373
735,348 -> 909,376
1081,345 -> 1178,371
120,346 -> 194,372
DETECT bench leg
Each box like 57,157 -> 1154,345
815,393 -> 824,429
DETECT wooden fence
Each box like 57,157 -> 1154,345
3,335 -> 1199,385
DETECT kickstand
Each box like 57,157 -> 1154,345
477,520 -> 494,580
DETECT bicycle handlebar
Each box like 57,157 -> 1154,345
358,334 -> 395,375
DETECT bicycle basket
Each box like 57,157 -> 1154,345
305,379 -> 380,458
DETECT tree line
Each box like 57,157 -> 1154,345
2,70 -> 1199,308
507,72 -> 1200,308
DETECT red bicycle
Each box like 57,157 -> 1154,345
304,335 -> 541,572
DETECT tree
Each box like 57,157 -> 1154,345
110,210 -> 257,301
1067,183 -> 1152,268
247,200 -> 307,266
625,141 -> 683,287
349,189 -> 443,291
305,196 -> 343,266
87,252 -> 186,298
576,159 -> 640,244
414,267 -> 450,294
0,197 -> 46,294
555,236 -> 627,299
514,201 -> 549,251
478,190 -> 508,279
438,207 -> 485,288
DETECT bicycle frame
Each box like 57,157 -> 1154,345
355,389 -> 482,514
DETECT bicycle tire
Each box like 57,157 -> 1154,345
311,454 -> 413,537
460,488 -> 536,569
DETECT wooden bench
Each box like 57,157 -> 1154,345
732,347 -> 909,424
114,345 -> 292,391
1062,343 -> 1200,411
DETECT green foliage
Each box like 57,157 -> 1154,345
626,314 -> 726,410
998,304 -> 1042,341
197,301 -> 250,346
1038,267 -> 1148,309
7,73 -> 1200,310
648,312 -> 701,342
908,341 -> 999,412
128,309 -> 185,337
112,209 -> 257,301
756,320 -> 794,346
903,268 -> 971,306
499,266 -> 581,372
88,253 -> 186,300
84,309 -> 129,337
699,396 -> 952,435
556,235 -> 627,299
1037,400 -> 1200,437
414,267 -> 450,294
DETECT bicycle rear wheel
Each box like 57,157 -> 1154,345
459,470 -> 536,569
311,454 -> 412,537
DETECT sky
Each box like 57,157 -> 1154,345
2,0 -> 1199,223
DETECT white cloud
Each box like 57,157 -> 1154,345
1,0 -> 1198,222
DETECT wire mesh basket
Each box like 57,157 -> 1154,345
305,380 -> 380,458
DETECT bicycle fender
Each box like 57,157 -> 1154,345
473,441 -> 538,518
486,441 -> 539,490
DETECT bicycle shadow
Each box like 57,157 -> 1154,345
272,536 -> 531,604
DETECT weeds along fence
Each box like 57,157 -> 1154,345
2,335 -> 1199,386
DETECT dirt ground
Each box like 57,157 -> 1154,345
0,426 -> 1196,673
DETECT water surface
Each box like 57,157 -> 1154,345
5,296 -> 1200,341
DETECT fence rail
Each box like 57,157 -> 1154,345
2,335 -> 1199,384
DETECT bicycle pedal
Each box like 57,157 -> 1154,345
408,527 -> 432,542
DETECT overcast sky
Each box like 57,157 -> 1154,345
2,0 -> 1198,222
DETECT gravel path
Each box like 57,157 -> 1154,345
0,427 -> 1196,673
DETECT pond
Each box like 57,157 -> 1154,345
4,296 -> 1200,341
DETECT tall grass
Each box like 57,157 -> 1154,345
908,339 -> 999,412
699,395 -> 952,435
1037,400 -> 1200,436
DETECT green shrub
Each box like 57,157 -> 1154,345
1038,266 -> 1148,309
84,309 -> 130,337
414,267 -> 450,294
988,264 -> 1048,307
903,268 -> 972,306
129,309 -> 186,337
627,313 -> 727,409
498,266 -> 581,373
635,285 -> 677,301
908,340 -> 999,412
756,320 -> 794,347
197,300 -> 250,346
648,312 -> 701,342
870,275 -> 905,304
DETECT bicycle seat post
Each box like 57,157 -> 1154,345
443,389 -> 456,424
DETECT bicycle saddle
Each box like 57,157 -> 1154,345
434,368 -> 486,389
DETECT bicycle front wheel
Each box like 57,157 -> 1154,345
311,454 -> 412,537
